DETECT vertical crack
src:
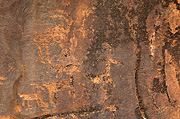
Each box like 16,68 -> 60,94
152,95 -> 159,109
162,46 -> 172,105
135,41 -> 148,119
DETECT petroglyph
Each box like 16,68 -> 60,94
0,115 -> 11,119
51,64 -> 80,78
33,9 -> 73,64
18,80 -> 74,110
91,43 -> 123,85
0,56 -> 16,85
1,0 -> 180,118
92,58 -> 122,85
43,79 -> 74,107
18,83 -> 48,110
0,76 -> 5,85
43,82 -> 57,107
18,93 -> 38,109
0,76 -> 6,81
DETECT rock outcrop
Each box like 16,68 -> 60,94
0,0 -> 179,118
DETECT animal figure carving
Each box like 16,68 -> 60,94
43,80 -> 73,107
18,83 -> 48,109
43,82 -> 57,107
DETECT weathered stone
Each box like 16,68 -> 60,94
0,0 -> 179,119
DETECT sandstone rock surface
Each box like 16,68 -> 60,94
0,0 -> 179,119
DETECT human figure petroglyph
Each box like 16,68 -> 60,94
91,43 -> 123,85
91,58 -> 122,85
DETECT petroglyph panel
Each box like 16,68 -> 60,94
0,0 -> 180,119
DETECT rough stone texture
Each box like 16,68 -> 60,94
0,0 -> 179,119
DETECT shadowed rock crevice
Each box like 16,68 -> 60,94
31,105 -> 101,119
135,39 -> 148,119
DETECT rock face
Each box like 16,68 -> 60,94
0,0 -> 179,118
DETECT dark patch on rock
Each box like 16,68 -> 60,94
152,78 -> 167,93
135,107 -> 143,119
